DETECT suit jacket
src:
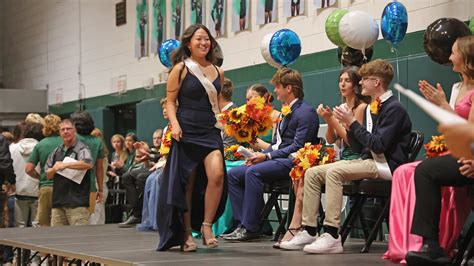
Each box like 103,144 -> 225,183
221,103 -> 239,147
348,95 -> 412,173
263,99 -> 320,167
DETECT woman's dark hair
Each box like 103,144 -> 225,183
247,84 -> 274,103
24,123 -> 44,141
170,24 -> 217,82
70,111 -> 95,135
339,66 -> 370,110
171,24 -> 216,66
13,122 -> 28,143
125,132 -> 138,142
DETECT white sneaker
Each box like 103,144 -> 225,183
303,232 -> 343,254
280,230 -> 318,250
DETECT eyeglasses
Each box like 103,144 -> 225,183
361,77 -> 379,82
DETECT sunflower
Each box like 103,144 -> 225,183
281,104 -> 292,116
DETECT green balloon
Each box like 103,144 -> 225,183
470,17 -> 474,34
325,9 -> 349,47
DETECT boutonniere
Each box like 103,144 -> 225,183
370,98 -> 382,115
281,104 -> 292,116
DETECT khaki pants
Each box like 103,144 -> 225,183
51,207 -> 90,226
302,159 -> 379,228
37,186 -> 53,226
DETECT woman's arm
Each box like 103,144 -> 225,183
166,62 -> 185,141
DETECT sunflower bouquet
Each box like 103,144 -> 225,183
289,143 -> 337,182
424,135 -> 449,158
219,96 -> 274,143
159,125 -> 172,156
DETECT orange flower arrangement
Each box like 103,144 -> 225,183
424,135 -> 449,158
224,145 -> 246,161
370,97 -> 382,115
159,125 -> 172,156
219,96 -> 274,143
289,143 -> 337,181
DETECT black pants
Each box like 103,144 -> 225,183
411,155 -> 474,240
122,168 -> 152,217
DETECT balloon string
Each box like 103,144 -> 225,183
393,47 -> 401,100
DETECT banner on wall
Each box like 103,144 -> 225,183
282,0 -> 305,18
257,0 -> 277,25
314,0 -> 336,9
232,0 -> 249,32
151,0 -> 166,55
135,0 -> 149,58
171,0 -> 184,40
190,0 -> 205,25
209,0 -> 226,38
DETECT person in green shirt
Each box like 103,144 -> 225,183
70,111 -> 105,217
25,114 -> 63,227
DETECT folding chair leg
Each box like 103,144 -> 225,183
340,196 -> 366,245
360,198 -> 390,253
273,211 -> 288,241
453,222 -> 474,266
260,192 -> 280,224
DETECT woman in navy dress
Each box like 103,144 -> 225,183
157,24 -> 227,252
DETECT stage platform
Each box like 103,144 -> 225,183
0,224 -> 395,265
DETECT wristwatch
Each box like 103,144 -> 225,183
471,142 -> 474,157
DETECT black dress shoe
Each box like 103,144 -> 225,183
224,228 -> 260,241
118,215 -> 141,228
405,244 -> 450,266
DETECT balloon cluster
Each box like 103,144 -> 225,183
324,2 -> 408,66
324,9 -> 381,66
261,29 -> 302,68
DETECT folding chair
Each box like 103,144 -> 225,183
339,130 -> 424,253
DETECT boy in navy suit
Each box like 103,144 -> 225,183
285,59 -> 412,253
224,68 -> 319,241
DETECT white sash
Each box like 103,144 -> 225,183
366,91 -> 393,180
448,82 -> 461,108
184,58 -> 222,129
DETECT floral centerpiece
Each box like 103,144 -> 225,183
219,96 -> 274,143
159,125 -> 172,156
424,135 -> 449,158
289,143 -> 337,182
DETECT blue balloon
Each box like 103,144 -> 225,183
158,39 -> 180,68
381,2 -> 408,47
269,29 -> 302,66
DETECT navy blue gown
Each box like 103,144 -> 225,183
156,66 -> 228,251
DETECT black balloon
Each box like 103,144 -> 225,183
424,18 -> 471,65
337,46 -> 374,67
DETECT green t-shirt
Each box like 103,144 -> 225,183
28,135 -> 63,188
77,134 -> 105,192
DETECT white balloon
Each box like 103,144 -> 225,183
260,32 -> 281,68
339,10 -> 379,50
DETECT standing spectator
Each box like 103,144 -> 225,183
46,119 -> 93,226
26,114 -> 62,227
0,133 -> 15,265
90,128 -> 109,224
10,122 -> 43,227
70,111 -> 105,218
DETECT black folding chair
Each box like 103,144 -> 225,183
339,130 -> 424,253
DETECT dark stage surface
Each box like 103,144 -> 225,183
0,224 -> 397,265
